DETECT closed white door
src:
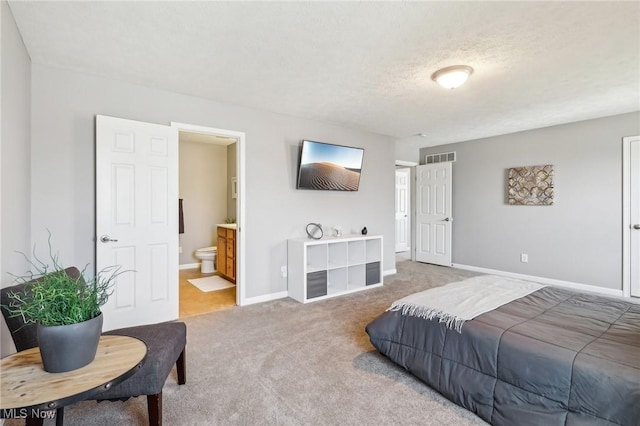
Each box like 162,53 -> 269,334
415,163 -> 452,266
96,115 -> 179,330
395,168 -> 411,253
630,138 -> 640,297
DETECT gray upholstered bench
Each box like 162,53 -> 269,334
1,267 -> 187,426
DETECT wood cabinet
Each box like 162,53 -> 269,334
217,226 -> 236,283
287,235 -> 383,303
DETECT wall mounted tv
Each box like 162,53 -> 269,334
296,140 -> 364,191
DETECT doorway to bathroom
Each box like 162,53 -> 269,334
172,122 -> 246,318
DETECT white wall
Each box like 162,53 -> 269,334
1,0 -> 31,356
420,112 -> 640,291
29,64 -> 396,301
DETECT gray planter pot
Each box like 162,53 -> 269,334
37,312 -> 103,373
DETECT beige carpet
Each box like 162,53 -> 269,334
6,260 -> 487,425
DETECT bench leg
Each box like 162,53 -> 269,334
25,417 -> 44,426
176,349 -> 186,385
147,392 -> 162,426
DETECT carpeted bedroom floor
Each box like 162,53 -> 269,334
7,260 -> 488,425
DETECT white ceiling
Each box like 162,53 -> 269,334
8,1 -> 640,149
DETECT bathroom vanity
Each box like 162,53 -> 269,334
217,224 -> 236,283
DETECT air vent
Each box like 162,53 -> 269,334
425,151 -> 456,164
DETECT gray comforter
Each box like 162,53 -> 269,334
366,286 -> 640,425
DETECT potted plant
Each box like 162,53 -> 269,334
3,235 -> 122,373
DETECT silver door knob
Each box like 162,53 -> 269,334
634,224 -> 640,230
442,218 -> 450,222
100,235 -> 118,243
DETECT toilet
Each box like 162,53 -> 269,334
194,246 -> 217,274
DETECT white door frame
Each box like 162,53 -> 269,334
622,135 -> 640,298
171,122 -> 246,306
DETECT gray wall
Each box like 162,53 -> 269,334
420,112 -> 640,291
1,1 -> 31,281
395,140 -> 421,164
179,140 -> 228,265
1,0 -> 31,356
29,64 -> 396,300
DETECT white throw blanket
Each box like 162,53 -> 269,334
388,275 -> 546,333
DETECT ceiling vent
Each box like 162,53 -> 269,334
425,152 -> 456,164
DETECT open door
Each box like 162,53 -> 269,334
624,136 -> 640,297
96,115 -> 179,330
415,163 -> 452,266
395,168 -> 411,253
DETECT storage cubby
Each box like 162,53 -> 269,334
328,242 -> 348,269
328,268 -> 348,294
348,264 -> 366,288
306,244 -> 327,273
366,238 -> 382,262
348,240 -> 365,264
287,234 -> 383,303
366,262 -> 381,286
306,270 -> 327,299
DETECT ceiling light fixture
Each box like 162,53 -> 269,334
431,65 -> 474,89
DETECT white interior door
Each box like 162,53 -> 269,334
415,163 -> 452,266
629,137 -> 640,297
395,168 -> 411,253
96,115 -> 179,330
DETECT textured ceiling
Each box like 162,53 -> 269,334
8,1 -> 640,148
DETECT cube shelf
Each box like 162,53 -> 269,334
287,234 -> 383,303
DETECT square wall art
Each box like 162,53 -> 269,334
508,165 -> 554,205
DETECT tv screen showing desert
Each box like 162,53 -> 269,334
297,141 -> 364,191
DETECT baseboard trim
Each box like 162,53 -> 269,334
199,270 -> 397,306
179,263 -> 200,270
452,264 -> 623,298
242,291 -> 289,306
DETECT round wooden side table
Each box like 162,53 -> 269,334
1,335 -> 147,426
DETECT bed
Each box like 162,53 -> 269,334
365,276 -> 640,426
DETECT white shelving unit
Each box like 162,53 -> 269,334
287,234 -> 383,303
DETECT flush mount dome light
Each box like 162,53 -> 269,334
431,65 -> 474,89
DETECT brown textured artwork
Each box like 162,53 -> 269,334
508,165 -> 554,205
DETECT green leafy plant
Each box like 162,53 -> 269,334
224,217 -> 236,224
4,233 -> 122,326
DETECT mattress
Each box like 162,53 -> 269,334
365,285 -> 640,425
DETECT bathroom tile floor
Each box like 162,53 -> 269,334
179,268 -> 236,318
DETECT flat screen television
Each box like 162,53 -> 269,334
296,140 -> 364,191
